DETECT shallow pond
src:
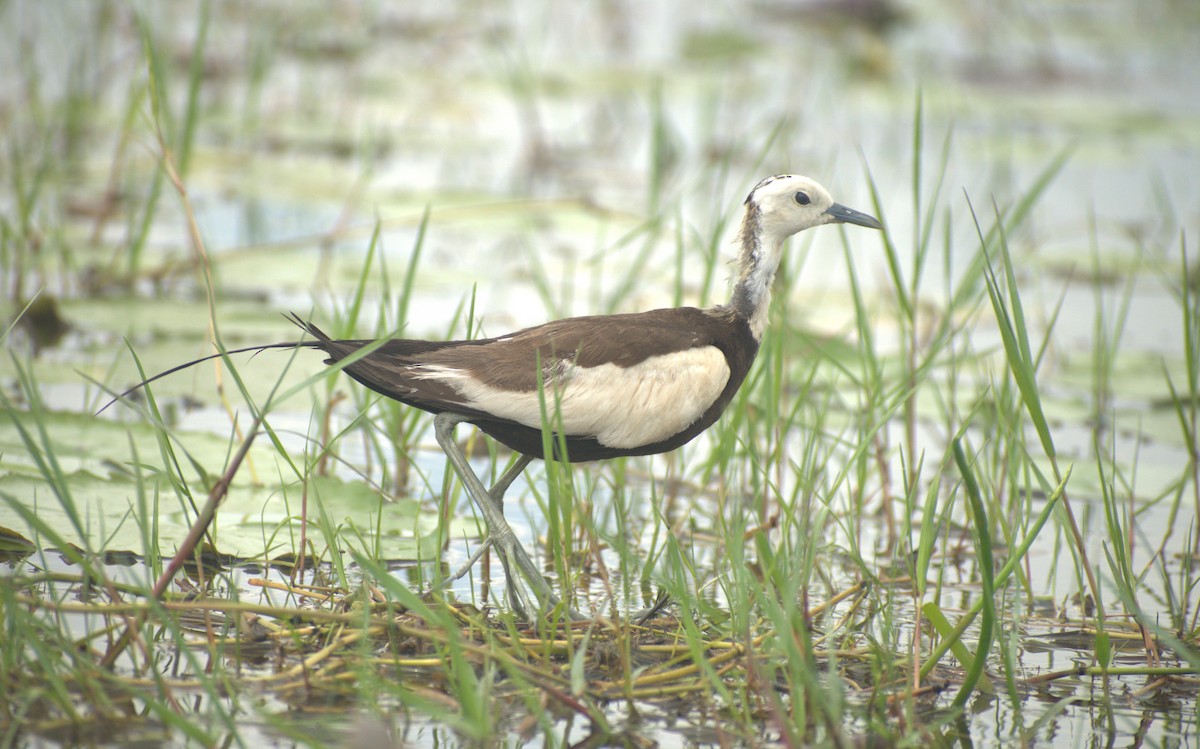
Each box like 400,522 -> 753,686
2,0 -> 1199,747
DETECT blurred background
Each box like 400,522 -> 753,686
2,2 -> 1199,745
2,0 -> 1196,354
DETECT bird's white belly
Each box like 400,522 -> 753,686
423,347 -> 731,448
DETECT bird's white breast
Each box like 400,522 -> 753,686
418,346 -> 731,448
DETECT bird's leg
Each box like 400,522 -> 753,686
433,412 -> 583,620
483,453 -> 535,613
487,453 -> 534,507
437,454 -> 533,587
470,454 -> 542,616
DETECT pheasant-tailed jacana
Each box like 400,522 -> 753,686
108,174 -> 882,620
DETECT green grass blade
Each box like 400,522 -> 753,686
952,437 -> 997,706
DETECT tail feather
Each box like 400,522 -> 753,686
99,313 -> 326,414
98,313 -> 468,417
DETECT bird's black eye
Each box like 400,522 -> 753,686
794,191 -> 811,206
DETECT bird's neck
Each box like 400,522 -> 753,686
728,202 -> 785,341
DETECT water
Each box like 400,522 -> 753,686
2,0 -> 1199,746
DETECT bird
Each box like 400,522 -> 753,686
106,174 -> 882,620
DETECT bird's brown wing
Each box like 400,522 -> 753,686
299,307 -> 736,417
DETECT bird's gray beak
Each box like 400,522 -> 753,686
825,203 -> 883,230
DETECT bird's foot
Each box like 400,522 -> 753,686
490,531 -> 589,622
433,533 -> 587,621
429,537 -> 494,593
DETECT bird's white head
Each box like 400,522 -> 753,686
730,174 -> 882,339
745,174 -> 882,243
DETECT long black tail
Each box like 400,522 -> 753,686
97,312 -> 327,414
